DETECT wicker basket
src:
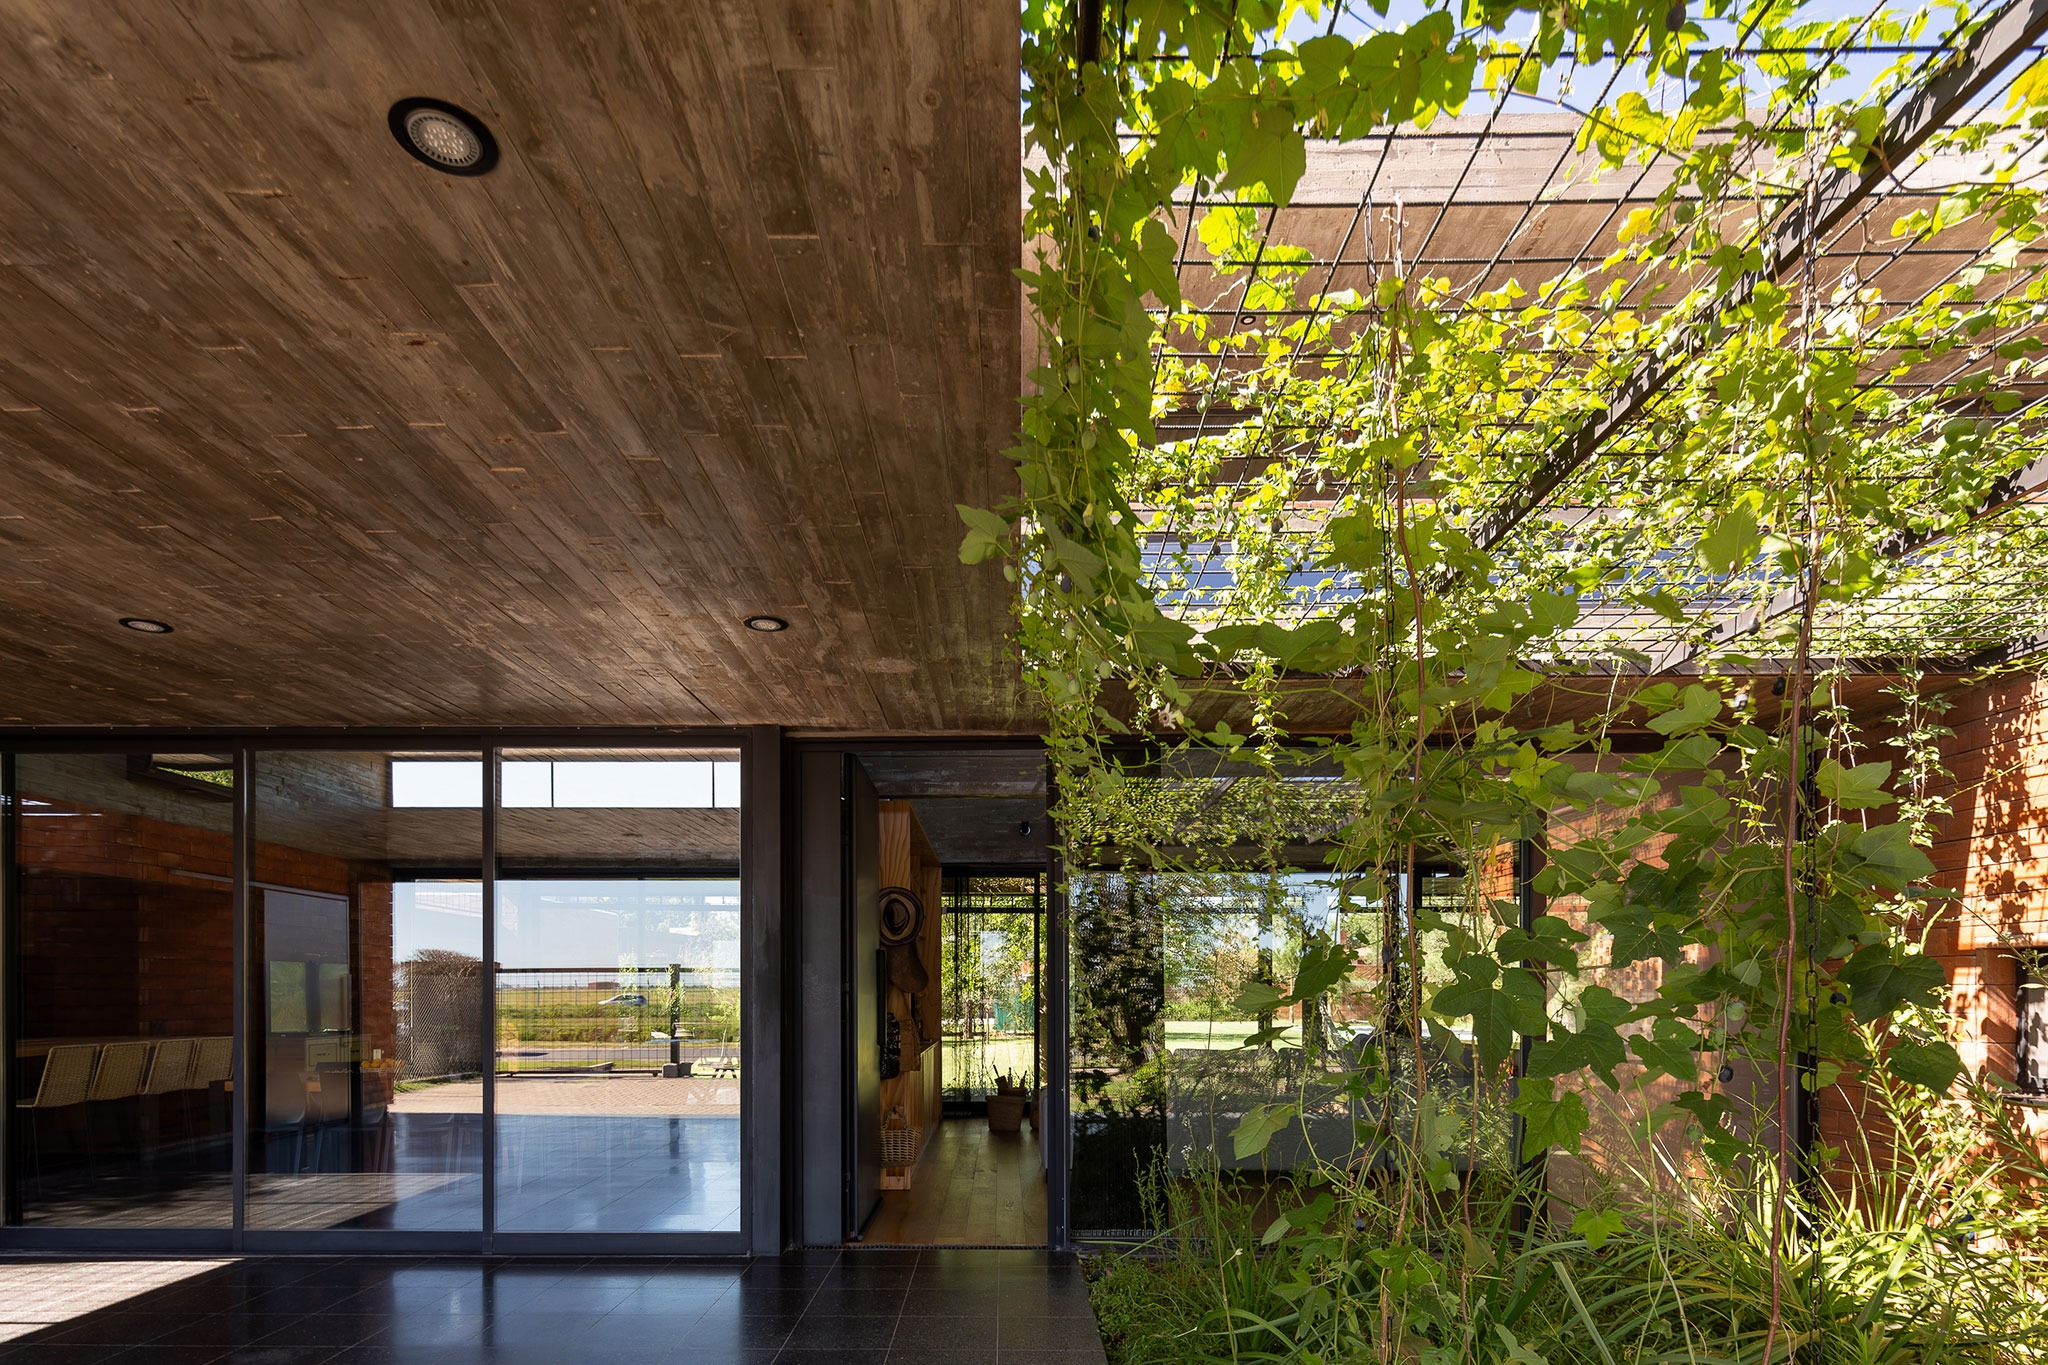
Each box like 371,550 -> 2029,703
880,1106 -> 920,1168
986,1091 -> 1026,1133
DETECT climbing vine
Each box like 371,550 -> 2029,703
974,0 -> 2048,1356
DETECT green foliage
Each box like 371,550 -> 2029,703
1006,0 -> 2048,1352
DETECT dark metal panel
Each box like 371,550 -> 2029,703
795,748 -> 851,1245
0,1228 -> 234,1253
230,746 -> 249,1249
241,1230 -> 484,1255
845,760 -> 882,1240
741,725 -> 785,1255
485,1232 -> 749,1257
1044,759 -> 1073,1251
1,753 -> 15,1227
482,748 -> 499,1251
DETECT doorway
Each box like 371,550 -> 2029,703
790,746 -> 1054,1249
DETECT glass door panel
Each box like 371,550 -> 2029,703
493,747 -> 742,1233
7,752 -> 237,1227
940,874 -> 1042,1106
246,750 -> 484,1231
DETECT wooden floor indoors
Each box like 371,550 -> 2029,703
860,1116 -> 1047,1246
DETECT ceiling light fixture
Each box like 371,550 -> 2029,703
743,615 -> 790,633
388,97 -> 498,176
119,617 -> 173,635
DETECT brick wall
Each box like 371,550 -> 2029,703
1538,754 -> 1776,1206
17,789 -> 396,1059
1817,674 -> 2048,1174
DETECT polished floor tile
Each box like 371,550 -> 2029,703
0,1250 -> 1104,1365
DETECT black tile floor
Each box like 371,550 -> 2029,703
0,1249 -> 1108,1365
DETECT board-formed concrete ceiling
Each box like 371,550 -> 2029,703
0,1 -> 1026,735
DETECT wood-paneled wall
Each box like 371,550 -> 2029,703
877,799 -> 943,1185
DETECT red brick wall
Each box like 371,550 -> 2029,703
18,791 -> 395,1058
1817,674 -> 2048,1174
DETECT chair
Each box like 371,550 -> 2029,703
140,1038 -> 197,1097
87,1041 -> 152,1104
139,1038 -> 198,1171
14,1044 -> 98,1186
85,1042 -> 152,1180
189,1036 -> 233,1137
263,1073 -> 309,1174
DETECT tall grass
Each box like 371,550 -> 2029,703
1087,1069 -> 2048,1365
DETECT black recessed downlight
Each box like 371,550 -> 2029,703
744,615 -> 790,633
389,97 -> 498,176
119,617 -> 173,635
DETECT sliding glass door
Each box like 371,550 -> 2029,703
6,752 -> 236,1228
4,739 -> 747,1251
245,750 -> 484,1233
493,748 -> 743,1233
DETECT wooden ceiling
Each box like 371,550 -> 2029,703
0,1 -> 1026,734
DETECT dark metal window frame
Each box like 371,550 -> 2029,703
0,727 -> 778,1258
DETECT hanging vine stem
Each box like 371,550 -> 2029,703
1764,111 -> 1828,1364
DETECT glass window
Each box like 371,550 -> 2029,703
1067,867 -> 1485,1238
493,747 -> 743,1233
7,752 -> 236,1227
245,750 -> 484,1232
390,759 -> 735,810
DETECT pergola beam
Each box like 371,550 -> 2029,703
1647,449 -> 2048,672
1467,0 -> 2048,556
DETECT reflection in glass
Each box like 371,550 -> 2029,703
494,748 -> 743,1233
246,751 -> 483,1231
8,753 -> 236,1226
1069,868 -> 1494,1237
940,875 -> 1043,1104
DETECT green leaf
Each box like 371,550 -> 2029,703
1839,946 -> 1946,1024
1629,1017 -> 1702,1083
1129,216 -> 1181,310
1847,822 -> 1935,890
1816,759 -> 1894,809
1219,105 -> 1308,204
1432,960 -> 1547,1071
1663,1091 -> 1744,1163
1696,504 -> 1760,575
1231,979 -> 1287,1017
1496,914 -> 1586,969
1571,1207 -> 1625,1249
956,504 -> 1010,564
1289,939 -> 1355,1001
1528,1021 -> 1627,1087
1888,1039 -> 1964,1092
1231,1102 -> 1300,1160
1646,684 -> 1721,736
1509,1078 -> 1589,1161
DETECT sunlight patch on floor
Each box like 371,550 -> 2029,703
0,1258 -> 232,1342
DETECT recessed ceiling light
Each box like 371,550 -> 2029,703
388,97 -> 498,176
743,615 -> 789,633
119,617 -> 173,635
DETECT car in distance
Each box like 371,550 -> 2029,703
599,992 -> 648,1006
